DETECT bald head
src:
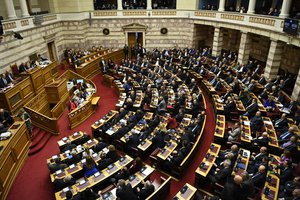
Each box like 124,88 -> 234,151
258,165 -> 266,173
234,175 -> 243,185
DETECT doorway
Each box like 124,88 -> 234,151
47,41 -> 57,61
128,32 -> 143,48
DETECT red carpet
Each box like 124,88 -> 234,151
6,74 -> 118,200
7,73 -> 215,200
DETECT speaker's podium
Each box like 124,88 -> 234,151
44,78 -> 69,118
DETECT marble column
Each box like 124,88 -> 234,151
117,0 -> 123,10
292,68 -> 300,101
218,0 -> 226,11
238,32 -> 251,65
264,39 -> 284,79
4,0 -> 17,19
247,0 -> 256,14
19,0 -> 30,17
147,0 -> 152,10
212,27 -> 223,57
279,0 -> 292,18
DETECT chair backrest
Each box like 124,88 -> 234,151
11,63 -> 19,76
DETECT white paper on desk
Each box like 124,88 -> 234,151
69,164 -> 75,169
277,103 -> 283,108
87,140 -> 92,144
281,108 -> 291,114
92,153 -> 97,158
79,179 -> 85,185
99,119 -> 105,123
52,155 -> 58,160
62,137 -> 68,141
63,187 -> 69,192
58,140 -> 65,146
65,150 -> 71,154
243,121 -> 250,126
103,148 -> 109,154
142,167 -> 153,176
106,129 -> 114,135
81,159 -> 86,164
217,99 -> 224,103
56,170 -> 62,175
264,120 -> 272,125
244,135 -> 252,140
111,188 -> 117,197
116,103 -> 121,107
120,119 -> 127,124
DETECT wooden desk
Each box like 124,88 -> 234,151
232,149 -> 250,176
232,93 -> 246,113
76,49 -> 123,79
157,141 -> 178,160
240,116 -> 251,143
0,76 -> 34,113
250,93 -> 267,113
212,94 -> 224,114
214,115 -> 225,139
0,122 -> 31,200
261,154 -> 280,200
55,155 -> 133,200
91,110 -> 118,136
195,143 -> 221,178
173,183 -> 197,200
262,117 -> 279,149
57,131 -> 85,149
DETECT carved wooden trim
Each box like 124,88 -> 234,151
194,11 -> 216,18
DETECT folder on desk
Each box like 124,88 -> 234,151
141,167 -> 153,176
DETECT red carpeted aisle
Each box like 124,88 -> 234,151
7,73 -> 215,200
7,74 -> 118,200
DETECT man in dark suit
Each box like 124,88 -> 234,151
250,111 -> 263,135
123,44 -> 129,59
65,150 -> 81,166
224,97 -> 236,116
281,136 -> 298,152
244,99 -> 259,117
116,179 -> 138,200
48,157 -> 68,173
221,175 -> 244,200
157,96 -> 166,115
276,160 -> 293,186
18,62 -> 28,73
208,159 -> 232,184
93,137 -> 107,152
274,113 -> 289,133
278,127 -> 296,144
53,175 -> 75,192
251,165 -> 266,188
241,171 -> 255,199
5,71 -> 14,84
137,180 -> 155,200
61,140 -> 76,152
0,74 -> 8,88
0,108 -> 14,128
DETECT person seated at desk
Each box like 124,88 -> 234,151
78,187 -> 100,200
250,165 -> 267,188
65,149 -> 81,166
218,144 -> 239,160
124,98 -> 133,110
258,88 -> 269,101
274,113 -> 289,133
247,79 -> 256,92
227,122 -> 241,142
208,159 -> 232,185
244,98 -> 259,117
48,157 -> 68,173
5,70 -> 15,84
116,179 -> 138,200
18,62 -> 28,73
152,130 -> 166,149
281,136 -> 298,152
53,175 -> 75,192
62,139 -> 76,152
223,97 -> 236,116
111,166 -> 130,184
278,127 -> 296,144
264,96 -> 276,112
157,96 -> 167,115
164,150 -> 184,170
278,176 -> 300,199
0,108 -> 14,128
241,171 -> 255,199
279,188 -> 300,200
252,132 -> 269,147
105,145 -> 119,162
0,74 -> 8,89
83,156 -> 98,178
281,100 -> 299,116
137,180 -> 155,200
248,155 -> 269,175
264,79 -> 273,92
166,114 -> 178,129
275,160 -> 294,186
67,98 -> 77,112
93,137 -> 107,153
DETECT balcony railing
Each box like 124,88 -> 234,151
1,10 -> 298,41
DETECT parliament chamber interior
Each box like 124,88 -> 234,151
0,0 -> 300,200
